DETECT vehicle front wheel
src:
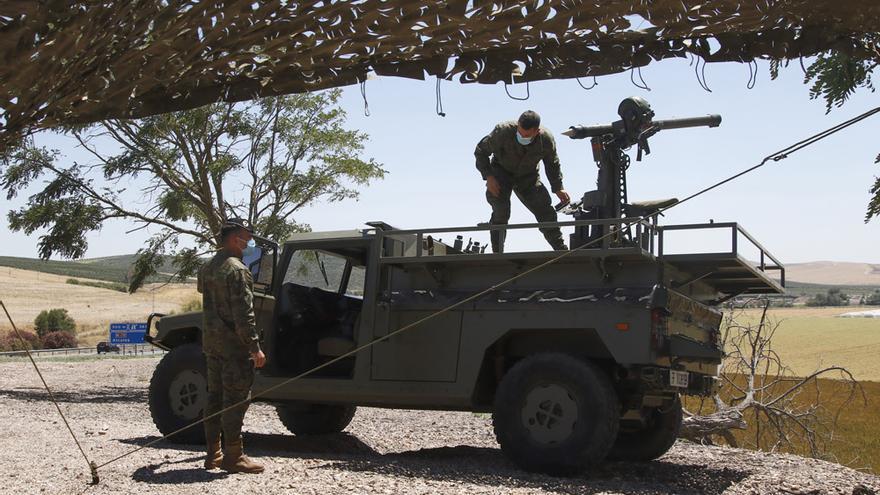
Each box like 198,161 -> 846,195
148,343 -> 207,444
276,403 -> 357,435
608,395 -> 682,461
492,353 -> 619,475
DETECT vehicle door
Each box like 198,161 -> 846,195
242,238 -> 277,359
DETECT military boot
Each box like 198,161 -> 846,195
204,438 -> 223,470
221,439 -> 264,474
490,227 -> 507,253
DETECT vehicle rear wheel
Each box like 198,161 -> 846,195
148,343 -> 207,444
608,395 -> 682,461
492,353 -> 619,475
276,403 -> 357,435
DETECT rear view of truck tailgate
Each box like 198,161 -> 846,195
665,290 -> 723,363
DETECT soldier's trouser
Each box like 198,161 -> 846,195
486,180 -> 566,252
204,353 -> 255,443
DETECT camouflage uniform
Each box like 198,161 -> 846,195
475,121 -> 566,252
197,248 -> 261,444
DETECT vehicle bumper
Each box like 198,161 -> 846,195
638,366 -> 718,397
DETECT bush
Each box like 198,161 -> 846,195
17,330 -> 41,349
180,297 -> 202,313
0,334 -> 31,352
34,308 -> 76,337
806,288 -> 850,307
866,290 -> 880,306
41,331 -> 78,349
170,297 -> 203,315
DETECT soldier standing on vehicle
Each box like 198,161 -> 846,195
475,110 -> 571,253
198,221 -> 267,474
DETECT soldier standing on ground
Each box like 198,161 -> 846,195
475,110 -> 571,253
198,221 -> 267,474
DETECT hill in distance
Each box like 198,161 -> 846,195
0,255 -> 877,295
0,254 -> 177,284
784,261 -> 880,286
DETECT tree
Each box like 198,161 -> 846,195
33,308 -> 76,338
1,90 -> 385,291
774,34 -> 880,222
681,299 -> 864,460
866,290 -> 880,306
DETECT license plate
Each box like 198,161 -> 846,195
669,370 -> 689,388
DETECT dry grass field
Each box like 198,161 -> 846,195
740,306 -> 880,382
693,305 -> 880,474
685,377 -> 880,475
786,261 -> 880,286
0,266 -> 197,345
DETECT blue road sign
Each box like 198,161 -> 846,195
109,323 -> 147,344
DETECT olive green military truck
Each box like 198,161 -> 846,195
145,98 -> 785,474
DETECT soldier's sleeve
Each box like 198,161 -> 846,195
227,267 -> 261,354
474,126 -> 499,180
542,131 -> 564,193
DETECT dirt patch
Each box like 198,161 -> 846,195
0,357 -> 877,495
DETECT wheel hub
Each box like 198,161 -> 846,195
521,383 -> 578,445
168,369 -> 206,420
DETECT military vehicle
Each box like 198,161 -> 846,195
145,98 -> 784,474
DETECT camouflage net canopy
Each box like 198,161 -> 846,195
1,0 -> 878,150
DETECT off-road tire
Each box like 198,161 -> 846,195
492,353 -> 619,475
148,343 -> 207,444
608,394 -> 682,461
276,403 -> 357,435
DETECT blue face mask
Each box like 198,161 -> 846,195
516,131 -> 534,145
242,238 -> 257,258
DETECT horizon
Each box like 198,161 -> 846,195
1,59 -> 878,264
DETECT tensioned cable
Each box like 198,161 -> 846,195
87,105 -> 880,475
0,301 -> 100,484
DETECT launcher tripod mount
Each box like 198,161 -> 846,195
560,97 -> 722,247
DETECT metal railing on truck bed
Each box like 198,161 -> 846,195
368,218 -> 784,298
657,222 -> 785,296
372,217 -> 658,264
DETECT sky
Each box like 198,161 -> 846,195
1,57 -> 878,264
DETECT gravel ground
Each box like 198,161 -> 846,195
1,357 -> 878,495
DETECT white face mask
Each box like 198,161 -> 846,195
237,236 -> 256,257
516,130 -> 534,145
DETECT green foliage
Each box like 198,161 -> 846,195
803,51 -> 876,113
805,288 -> 851,307
865,290 -> 880,306
1,145 -> 105,259
41,330 -> 78,349
785,281 -> 880,299
65,278 -> 127,292
867,154 -> 880,223
778,35 -> 880,222
1,89 -> 385,292
33,308 -> 76,337
0,255 -> 168,284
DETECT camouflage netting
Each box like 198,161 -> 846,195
1,0 -> 878,151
